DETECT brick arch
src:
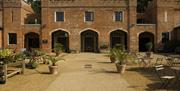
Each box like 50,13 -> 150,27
49,28 -> 70,35
138,32 -> 154,52
109,29 -> 128,49
80,29 -> 99,52
51,29 -> 69,52
108,28 -> 128,35
24,32 -> 40,50
79,28 -> 100,36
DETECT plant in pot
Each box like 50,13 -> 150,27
145,42 -> 153,58
112,44 -> 131,74
100,42 -> 108,53
54,43 -> 64,56
47,55 -> 63,75
109,44 -> 125,63
109,48 -> 116,63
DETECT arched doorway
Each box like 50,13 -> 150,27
81,30 -> 98,52
139,32 -> 154,52
171,27 -> 180,41
52,30 -> 69,52
25,32 -> 40,49
110,30 -> 127,49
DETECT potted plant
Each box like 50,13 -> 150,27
100,42 -> 108,53
145,42 -> 153,58
47,55 -> 63,75
109,48 -> 116,63
54,43 -> 64,56
112,44 -> 131,74
109,44 -> 125,63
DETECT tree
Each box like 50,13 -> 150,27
26,0 -> 41,23
137,0 -> 152,13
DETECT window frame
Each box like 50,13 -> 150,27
54,11 -> 65,22
8,33 -> 17,45
114,11 -> 124,22
84,11 -> 94,22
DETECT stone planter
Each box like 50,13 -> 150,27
146,52 -> 152,58
49,65 -> 58,75
115,63 -> 126,74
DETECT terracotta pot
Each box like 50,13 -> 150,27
146,52 -> 152,58
115,63 -> 126,74
110,55 -> 116,63
49,65 -> 58,75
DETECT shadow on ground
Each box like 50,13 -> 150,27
126,66 -> 180,91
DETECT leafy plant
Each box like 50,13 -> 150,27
0,49 -> 14,65
47,55 -> 64,66
14,52 -> 26,62
54,43 -> 64,56
113,48 -> 129,65
112,44 -> 132,65
145,42 -> 153,52
100,42 -> 108,49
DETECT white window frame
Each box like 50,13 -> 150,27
54,11 -> 65,22
84,11 -> 94,22
113,11 -> 124,22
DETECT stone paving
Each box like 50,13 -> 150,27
45,53 -> 135,91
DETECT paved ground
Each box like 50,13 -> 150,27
45,53 -> 135,91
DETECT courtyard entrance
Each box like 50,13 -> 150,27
25,32 -> 40,50
110,30 -> 127,49
52,30 -> 69,52
81,30 -> 98,52
139,32 -> 154,52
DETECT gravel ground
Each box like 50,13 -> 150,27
0,53 -> 179,91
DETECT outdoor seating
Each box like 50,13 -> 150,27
166,57 -> 180,67
138,56 -> 153,67
155,65 -> 175,90
155,57 -> 163,65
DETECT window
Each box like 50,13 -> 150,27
55,12 -> 64,22
114,11 -> 123,21
8,33 -> 17,44
85,11 -> 94,21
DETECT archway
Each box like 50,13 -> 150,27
52,30 -> 69,52
139,32 -> 154,52
171,27 -> 180,41
81,30 -> 98,52
25,32 -> 40,49
110,30 -> 127,49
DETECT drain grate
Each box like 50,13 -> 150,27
84,64 -> 92,68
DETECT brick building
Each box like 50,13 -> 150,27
0,0 -> 179,52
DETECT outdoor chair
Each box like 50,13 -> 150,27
138,56 -> 153,67
155,57 -> 164,65
166,57 -> 180,67
154,65 -> 175,90
166,57 -> 175,67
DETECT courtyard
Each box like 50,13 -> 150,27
0,53 -> 180,91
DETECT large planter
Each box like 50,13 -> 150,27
49,65 -> 58,75
110,55 -> 116,63
115,63 -> 126,74
146,52 -> 152,58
